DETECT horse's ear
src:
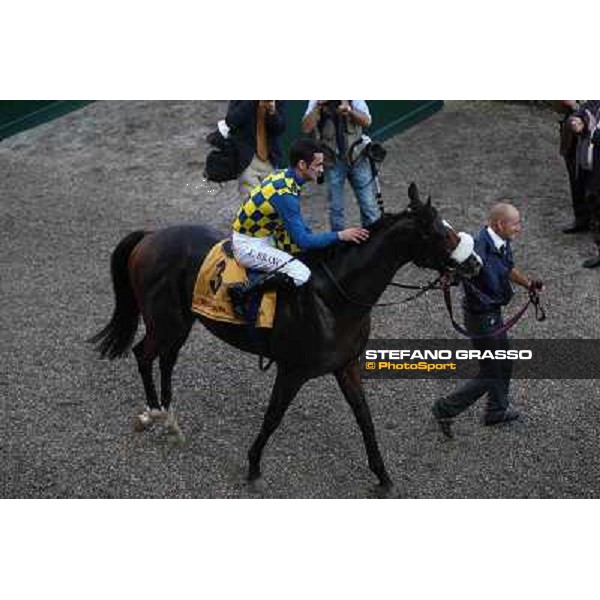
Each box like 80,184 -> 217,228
408,182 -> 420,203
408,182 -> 422,211
426,195 -> 432,207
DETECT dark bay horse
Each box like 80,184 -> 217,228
90,183 -> 481,493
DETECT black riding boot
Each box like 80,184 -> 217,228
228,272 -> 297,319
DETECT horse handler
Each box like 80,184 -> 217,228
431,203 -> 544,438
228,138 -> 369,317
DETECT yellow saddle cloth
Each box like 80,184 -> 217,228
191,240 -> 277,328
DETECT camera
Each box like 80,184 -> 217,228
365,141 -> 387,163
324,100 -> 342,113
348,135 -> 387,165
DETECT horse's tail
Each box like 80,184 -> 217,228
89,230 -> 148,359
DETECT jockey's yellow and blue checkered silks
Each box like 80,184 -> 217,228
232,169 -> 301,254
191,240 -> 277,328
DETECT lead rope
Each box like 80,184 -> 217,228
442,275 -> 546,339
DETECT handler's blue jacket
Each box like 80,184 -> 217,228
463,227 -> 514,314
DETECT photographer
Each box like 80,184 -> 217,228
301,101 -> 381,232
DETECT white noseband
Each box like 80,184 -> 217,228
450,232 -> 476,264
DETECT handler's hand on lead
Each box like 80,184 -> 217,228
528,278 -> 544,292
338,227 -> 370,244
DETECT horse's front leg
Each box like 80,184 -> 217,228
335,358 -> 394,493
247,365 -> 307,484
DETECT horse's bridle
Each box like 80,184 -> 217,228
316,217 -> 475,309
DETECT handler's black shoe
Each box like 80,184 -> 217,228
431,403 -> 454,439
562,222 -> 589,234
483,409 -> 520,427
582,255 -> 600,269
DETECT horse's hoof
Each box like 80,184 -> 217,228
150,410 -> 168,423
246,468 -> 265,493
167,431 -> 186,445
373,482 -> 398,499
133,412 -> 153,432
165,413 -> 185,443
246,476 -> 266,495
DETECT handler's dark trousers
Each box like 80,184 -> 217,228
435,310 -> 513,420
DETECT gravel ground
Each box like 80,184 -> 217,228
1,100 -> 599,498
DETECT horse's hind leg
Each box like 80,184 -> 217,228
247,366 -> 306,483
335,358 -> 394,492
132,334 -> 161,430
158,318 -> 194,441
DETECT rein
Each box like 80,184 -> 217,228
256,261 -> 441,373
317,262 -> 546,339
441,275 -> 546,339
318,262 -> 442,308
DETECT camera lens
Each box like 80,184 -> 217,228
367,142 -> 387,163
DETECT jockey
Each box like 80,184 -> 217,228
229,138 -> 370,317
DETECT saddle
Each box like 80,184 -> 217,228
191,239 -> 277,328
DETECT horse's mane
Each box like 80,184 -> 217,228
302,210 -> 414,269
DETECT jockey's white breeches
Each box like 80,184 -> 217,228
231,232 -> 311,286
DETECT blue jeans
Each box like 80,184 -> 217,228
325,157 -> 380,231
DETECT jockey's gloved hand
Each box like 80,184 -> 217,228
528,279 -> 544,292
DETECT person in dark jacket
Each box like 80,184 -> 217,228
431,203 -> 544,438
225,100 -> 287,200
554,101 -> 588,233
567,100 -> 600,268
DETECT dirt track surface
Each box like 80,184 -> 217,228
1,100 -> 599,498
